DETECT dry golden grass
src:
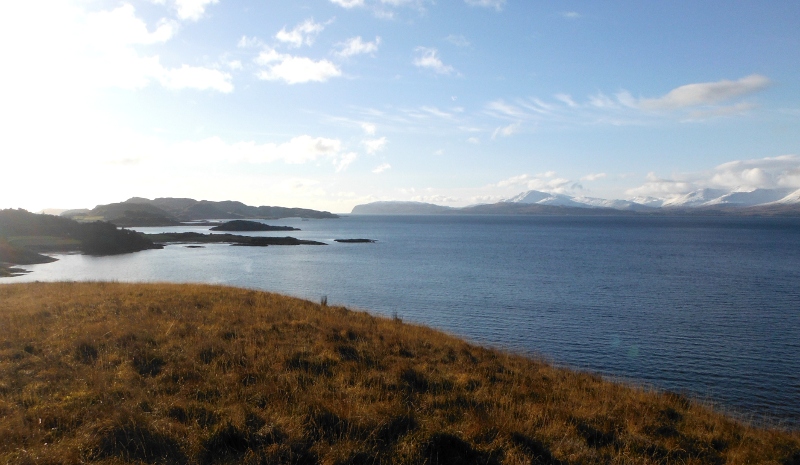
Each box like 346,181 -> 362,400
0,282 -> 797,464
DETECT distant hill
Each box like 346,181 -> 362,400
63,197 -> 339,226
0,209 -> 160,262
351,201 -> 456,215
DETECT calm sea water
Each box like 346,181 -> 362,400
7,215 -> 800,427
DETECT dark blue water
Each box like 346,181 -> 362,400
8,215 -> 800,427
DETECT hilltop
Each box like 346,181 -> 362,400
0,282 -> 797,464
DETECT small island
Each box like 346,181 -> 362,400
334,239 -> 377,243
146,232 -> 325,246
209,220 -> 299,232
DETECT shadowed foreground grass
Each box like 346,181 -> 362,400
0,282 -> 797,464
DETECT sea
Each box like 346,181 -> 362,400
6,215 -> 800,428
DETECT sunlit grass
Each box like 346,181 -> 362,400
0,282 -> 797,464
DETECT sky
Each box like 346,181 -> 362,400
1,1 -> 799,213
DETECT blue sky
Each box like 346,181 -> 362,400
1,0 -> 798,212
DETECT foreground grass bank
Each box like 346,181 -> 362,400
0,283 -> 797,464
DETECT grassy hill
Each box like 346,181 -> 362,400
63,198 -> 340,226
0,282 -> 797,464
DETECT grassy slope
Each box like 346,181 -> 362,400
0,283 -> 797,465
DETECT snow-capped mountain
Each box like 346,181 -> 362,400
774,189 -> 800,204
504,188 -> 800,211
703,188 -> 796,206
505,191 -> 584,207
505,190 -> 651,210
659,188 -> 728,207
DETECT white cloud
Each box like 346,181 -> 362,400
710,155 -> 800,189
625,173 -> 697,197
640,74 -> 770,110
238,36 -> 264,48
256,49 -> 341,84
492,122 -> 520,139
497,174 -> 531,188
373,163 -> 391,173
330,0 -> 365,7
445,34 -> 470,47
276,19 -> 327,48
626,155 -> 800,199
68,4 -> 232,92
335,152 -> 359,172
363,137 -> 388,154
464,0 -> 505,11
174,0 -> 218,21
581,173 -> 607,181
336,36 -> 381,57
496,173 -> 578,194
361,123 -> 377,135
86,4 -> 177,46
562,11 -> 580,19
413,47 -> 455,75
467,137 -> 480,144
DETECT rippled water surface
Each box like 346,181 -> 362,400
8,215 -> 800,427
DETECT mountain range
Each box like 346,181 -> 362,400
352,187 -> 800,216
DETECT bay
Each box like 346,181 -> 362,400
8,215 -> 800,428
